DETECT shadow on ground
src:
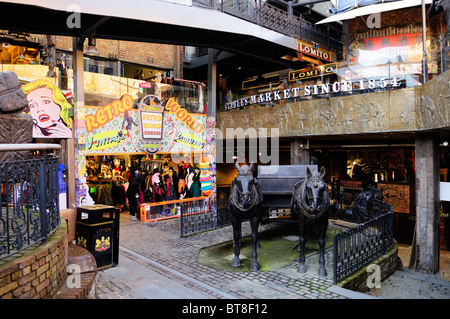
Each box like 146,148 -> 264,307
197,223 -> 338,272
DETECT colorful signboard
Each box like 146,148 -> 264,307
138,95 -> 165,154
84,95 -> 206,155
358,33 -> 423,65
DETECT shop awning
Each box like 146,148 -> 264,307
317,0 -> 432,24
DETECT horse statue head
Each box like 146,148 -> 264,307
297,166 -> 330,219
230,161 -> 261,212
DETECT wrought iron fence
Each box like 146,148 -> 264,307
0,144 -> 61,260
191,0 -> 342,54
333,209 -> 394,284
180,197 -> 232,236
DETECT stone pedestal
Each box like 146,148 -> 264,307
415,132 -> 440,273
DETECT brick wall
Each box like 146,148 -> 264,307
0,223 -> 68,299
48,35 -> 175,70
338,241 -> 400,293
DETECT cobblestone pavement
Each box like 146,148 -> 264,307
96,214 -> 450,300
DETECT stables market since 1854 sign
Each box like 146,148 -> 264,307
225,77 -> 400,111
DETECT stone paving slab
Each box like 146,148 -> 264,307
96,217 -> 450,300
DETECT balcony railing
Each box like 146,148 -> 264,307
0,144 -> 61,260
192,0 -> 343,54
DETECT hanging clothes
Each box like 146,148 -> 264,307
190,168 -> 201,198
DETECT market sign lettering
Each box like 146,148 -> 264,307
85,94 -> 134,132
141,112 -> 163,139
86,129 -> 126,151
165,98 -> 204,134
225,77 -> 400,111
175,132 -> 205,149
297,40 -> 331,62
289,63 -> 336,82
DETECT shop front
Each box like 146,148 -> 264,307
78,81 -> 214,224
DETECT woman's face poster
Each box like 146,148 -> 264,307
22,80 -> 73,139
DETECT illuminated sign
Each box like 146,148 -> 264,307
225,77 -> 400,111
297,40 -> 331,62
242,74 -> 280,90
289,63 -> 337,82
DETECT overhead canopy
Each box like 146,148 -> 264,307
318,0 -> 432,24
329,0 -> 398,14
0,0 -> 308,79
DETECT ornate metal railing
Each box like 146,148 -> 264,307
333,208 -> 394,284
0,144 -> 61,260
180,197 -> 232,236
191,0 -> 342,54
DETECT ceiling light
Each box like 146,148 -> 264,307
85,37 -> 99,55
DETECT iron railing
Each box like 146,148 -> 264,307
180,197 -> 232,236
191,0 -> 343,54
0,144 -> 61,260
333,208 -> 394,284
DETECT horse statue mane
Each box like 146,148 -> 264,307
229,162 -> 263,212
294,166 -> 330,220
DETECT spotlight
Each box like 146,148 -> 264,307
85,37 -> 99,55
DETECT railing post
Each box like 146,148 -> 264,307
258,0 -> 261,25
39,158 -> 47,242
333,234 -> 338,284
180,202 -> 185,237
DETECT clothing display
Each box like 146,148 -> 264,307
83,154 -> 213,223
198,162 -> 212,195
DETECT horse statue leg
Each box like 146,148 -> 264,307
318,220 -> 328,276
298,218 -> 307,273
231,214 -> 242,267
249,214 -> 261,271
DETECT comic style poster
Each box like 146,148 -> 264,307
21,79 -> 73,139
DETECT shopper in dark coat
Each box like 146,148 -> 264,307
126,167 -> 140,220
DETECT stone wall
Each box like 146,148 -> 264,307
217,70 -> 450,138
0,223 -> 68,299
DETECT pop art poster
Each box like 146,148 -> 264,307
21,79 -> 73,139
84,95 -> 206,155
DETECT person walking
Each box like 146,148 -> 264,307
126,167 -> 140,220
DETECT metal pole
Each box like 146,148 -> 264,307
39,158 -> 48,242
422,0 -> 428,83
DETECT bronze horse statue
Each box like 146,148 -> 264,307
291,166 -> 330,276
229,161 -> 263,271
